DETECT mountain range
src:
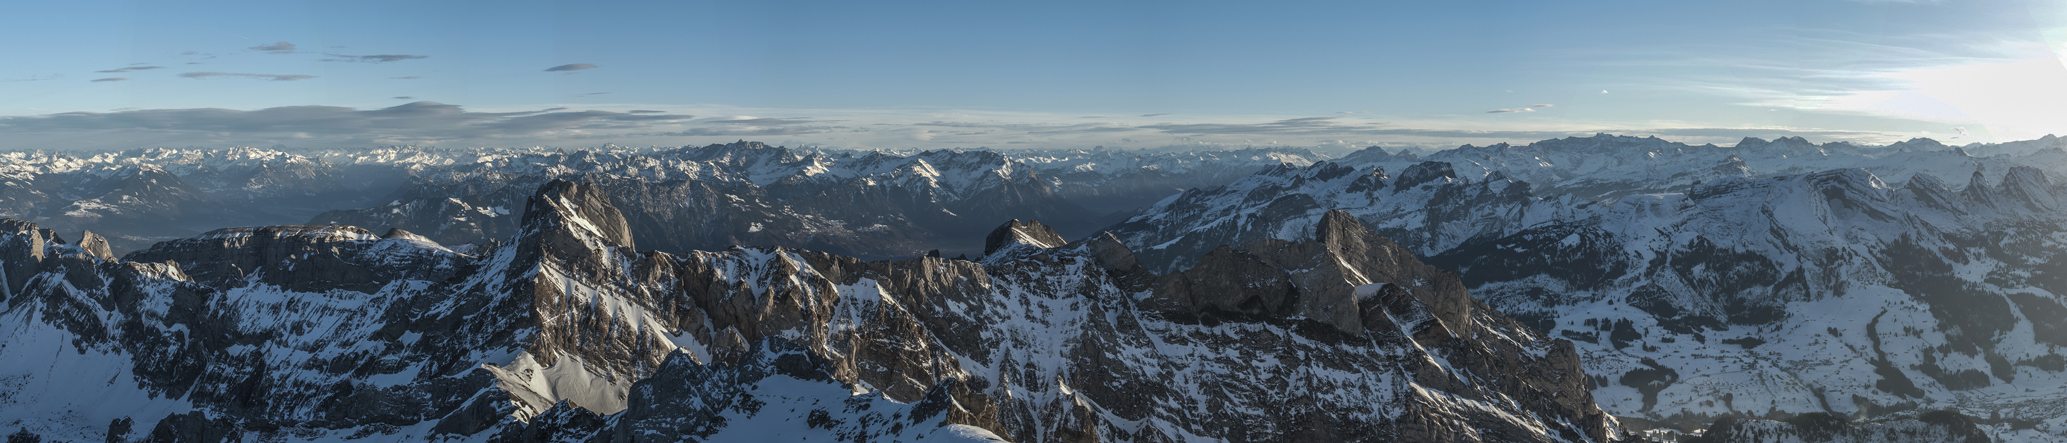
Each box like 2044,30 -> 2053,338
2,178 -> 1626,442
5,133 -> 2066,441
1107,134 -> 2067,441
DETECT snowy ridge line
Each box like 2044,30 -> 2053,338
5,177 -> 1628,442
1106,153 -> 2067,441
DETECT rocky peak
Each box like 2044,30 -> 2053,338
123,224 -> 456,293
521,179 -> 634,250
1887,137 -> 1951,152
381,227 -> 434,243
0,219 -> 61,297
982,219 -> 1066,256
77,230 -> 115,261
1075,231 -> 1141,274
1962,168 -> 1998,208
1145,209 -> 1475,336
1998,166 -> 2058,212
1901,173 -> 1962,213
1393,161 -> 1457,192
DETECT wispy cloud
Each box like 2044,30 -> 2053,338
1141,117 -> 1348,135
180,72 -> 317,81
706,117 -> 823,125
545,63 -> 598,72
393,96 -> 413,99
599,126 -> 836,138
1,74 -> 65,83
1486,108 -> 1535,114
249,41 -> 296,53
323,54 -> 427,63
391,76 -> 421,80
1529,104 -> 1554,108
96,66 -> 163,73
0,101 -> 696,146
1140,113 -> 1171,117
91,77 -> 129,82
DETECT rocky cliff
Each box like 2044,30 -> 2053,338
0,178 -> 1634,442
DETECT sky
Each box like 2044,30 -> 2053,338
1,0 -> 2064,151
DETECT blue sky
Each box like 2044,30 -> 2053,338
1,0 -> 2063,150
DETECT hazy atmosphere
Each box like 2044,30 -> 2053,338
10,1 -> 2067,442
4,0 -> 2065,150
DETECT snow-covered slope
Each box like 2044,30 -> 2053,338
0,178 -> 1637,442
0,142 -> 1321,258
1338,133 -> 2067,202
307,142 -> 1326,259
1106,158 -> 2067,441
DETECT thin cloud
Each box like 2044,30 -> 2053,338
1142,117 -> 1346,135
1529,104 -> 1555,108
393,96 -> 413,99
1487,108 -> 1536,114
706,117 -> 822,125
96,66 -> 163,73
545,63 -> 598,72
250,42 -> 296,53
628,110 -> 666,114
1,74 -> 65,83
391,76 -> 421,80
1140,113 -> 1172,117
0,101 -> 697,145
91,77 -> 129,82
323,54 -> 427,63
600,126 -> 835,138
180,72 -> 317,81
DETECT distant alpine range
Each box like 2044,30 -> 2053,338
4,133 -> 2064,442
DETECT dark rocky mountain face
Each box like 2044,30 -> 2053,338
1107,157 -> 2067,441
0,177 -> 1632,442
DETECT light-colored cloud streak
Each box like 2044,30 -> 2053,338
0,102 -> 1921,151
180,72 -> 317,81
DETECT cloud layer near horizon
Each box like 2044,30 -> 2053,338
0,102 -> 1919,151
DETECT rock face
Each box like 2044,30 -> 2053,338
124,224 -> 463,293
1108,157 -> 2067,442
1333,133 -> 2067,202
0,178 -> 1629,442
1688,411 -> 1991,443
982,219 -> 1067,256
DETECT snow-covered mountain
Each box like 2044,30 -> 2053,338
0,143 -> 1321,259
0,178 -> 1631,442
1106,157 -> 2067,441
0,147 -> 415,253
1339,133 -> 2067,201
310,142 -> 1326,259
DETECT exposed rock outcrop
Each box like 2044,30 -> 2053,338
983,219 -> 1067,256
0,179 -> 1627,442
